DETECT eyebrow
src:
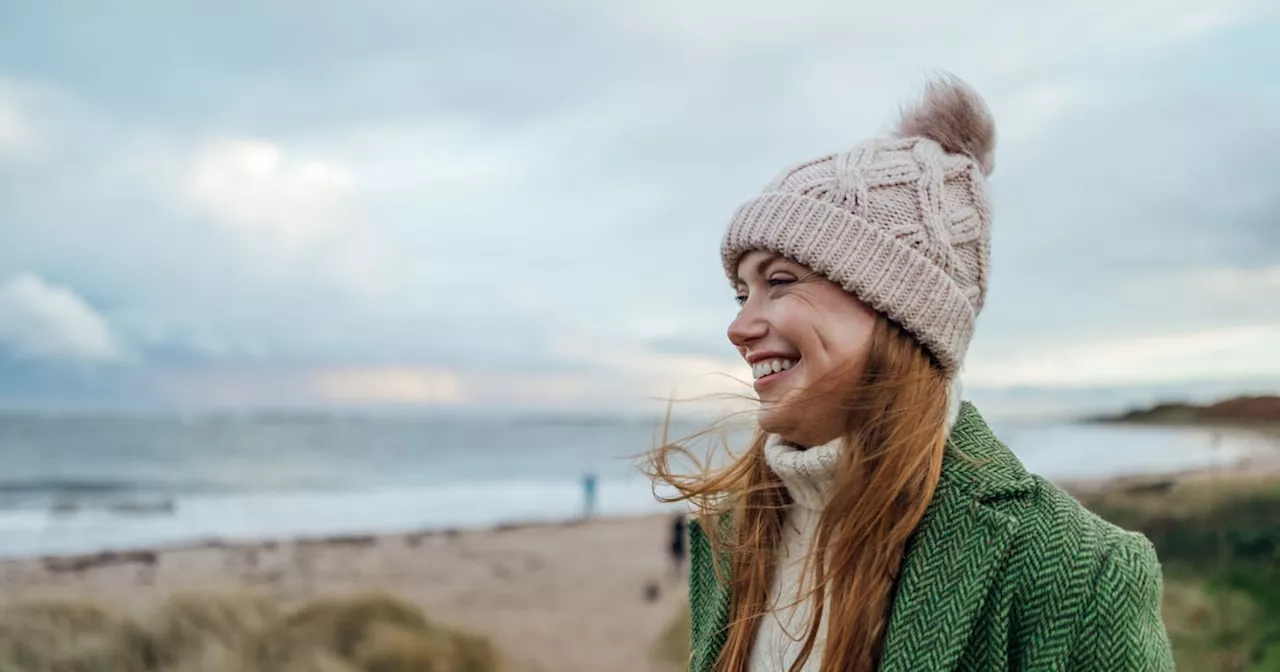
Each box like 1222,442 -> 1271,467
734,253 -> 784,287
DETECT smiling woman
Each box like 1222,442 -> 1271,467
730,252 -> 879,447
646,75 -> 1175,672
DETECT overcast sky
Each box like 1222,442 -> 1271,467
1,1 -> 1278,416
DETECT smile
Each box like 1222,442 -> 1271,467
751,358 -> 797,380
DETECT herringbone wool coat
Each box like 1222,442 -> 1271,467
687,403 -> 1175,671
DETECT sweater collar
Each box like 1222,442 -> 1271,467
764,434 -> 842,512
764,378 -> 966,512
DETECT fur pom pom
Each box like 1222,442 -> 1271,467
897,74 -> 997,176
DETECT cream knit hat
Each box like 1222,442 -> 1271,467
721,75 -> 997,377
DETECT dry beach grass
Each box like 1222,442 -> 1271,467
0,589 -> 499,672
0,516 -> 686,672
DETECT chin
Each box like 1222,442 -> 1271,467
756,387 -> 843,446
755,401 -> 793,436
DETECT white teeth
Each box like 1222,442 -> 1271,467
751,358 -> 797,380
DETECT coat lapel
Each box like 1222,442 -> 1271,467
688,514 -> 732,672
687,403 -> 1034,672
877,403 -> 1035,671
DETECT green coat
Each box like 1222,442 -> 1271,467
688,402 -> 1175,671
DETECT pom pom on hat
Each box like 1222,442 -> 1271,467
896,74 -> 997,176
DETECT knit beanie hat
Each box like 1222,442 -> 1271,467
721,75 -> 996,378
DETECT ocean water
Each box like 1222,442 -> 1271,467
0,411 -> 1272,558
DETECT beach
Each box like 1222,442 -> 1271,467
0,514 -> 687,672
3,413 -> 1278,671
4,440 -> 1279,671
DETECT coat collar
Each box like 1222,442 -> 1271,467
876,401 -> 1037,671
688,402 -> 1036,672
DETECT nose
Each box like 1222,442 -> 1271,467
727,303 -> 767,349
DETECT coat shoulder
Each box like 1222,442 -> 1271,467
947,402 -> 1160,583
945,403 -> 1171,667
990,475 -> 1172,668
1006,474 -> 1162,583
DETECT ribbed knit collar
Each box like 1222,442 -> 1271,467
765,434 -> 842,512
764,379 -> 965,512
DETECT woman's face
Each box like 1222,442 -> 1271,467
728,250 -> 877,445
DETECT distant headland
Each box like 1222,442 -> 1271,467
1089,395 -> 1280,427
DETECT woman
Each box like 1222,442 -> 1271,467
648,76 -> 1174,671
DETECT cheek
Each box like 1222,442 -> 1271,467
770,303 -> 821,351
798,302 -> 876,371
833,325 -> 874,371
769,285 -> 878,368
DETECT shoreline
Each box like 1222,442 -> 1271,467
1057,448 -> 1280,495
1086,417 -> 1280,440
4,459 -> 1279,671
7,420 -> 1280,563
0,510 -> 677,563
8,450 -> 1279,568
1056,421 -> 1280,493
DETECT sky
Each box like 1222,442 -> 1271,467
0,0 -> 1278,417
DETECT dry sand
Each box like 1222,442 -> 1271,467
0,515 -> 688,672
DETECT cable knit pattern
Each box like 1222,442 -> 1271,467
720,78 -> 995,377
748,381 -> 964,671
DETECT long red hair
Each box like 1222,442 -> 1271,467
647,315 -> 950,672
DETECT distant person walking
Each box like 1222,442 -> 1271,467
668,513 -> 686,583
647,75 -> 1173,671
581,472 -> 597,519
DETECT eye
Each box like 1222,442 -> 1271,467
767,273 -> 797,288
734,293 -> 748,306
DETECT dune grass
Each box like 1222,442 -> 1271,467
1076,473 -> 1280,671
0,589 -> 500,672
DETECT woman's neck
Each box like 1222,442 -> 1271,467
764,378 -> 965,511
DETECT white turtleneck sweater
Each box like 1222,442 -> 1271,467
747,382 -> 964,671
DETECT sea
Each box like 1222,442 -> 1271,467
0,411 -> 1274,558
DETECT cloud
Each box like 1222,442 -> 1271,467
0,1 -> 1277,410
313,366 -> 465,405
188,138 -> 353,244
967,323 -> 1280,388
0,79 -> 49,160
0,274 -> 126,362
184,137 -> 403,299
0,93 -> 28,155
1116,265 -> 1280,327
